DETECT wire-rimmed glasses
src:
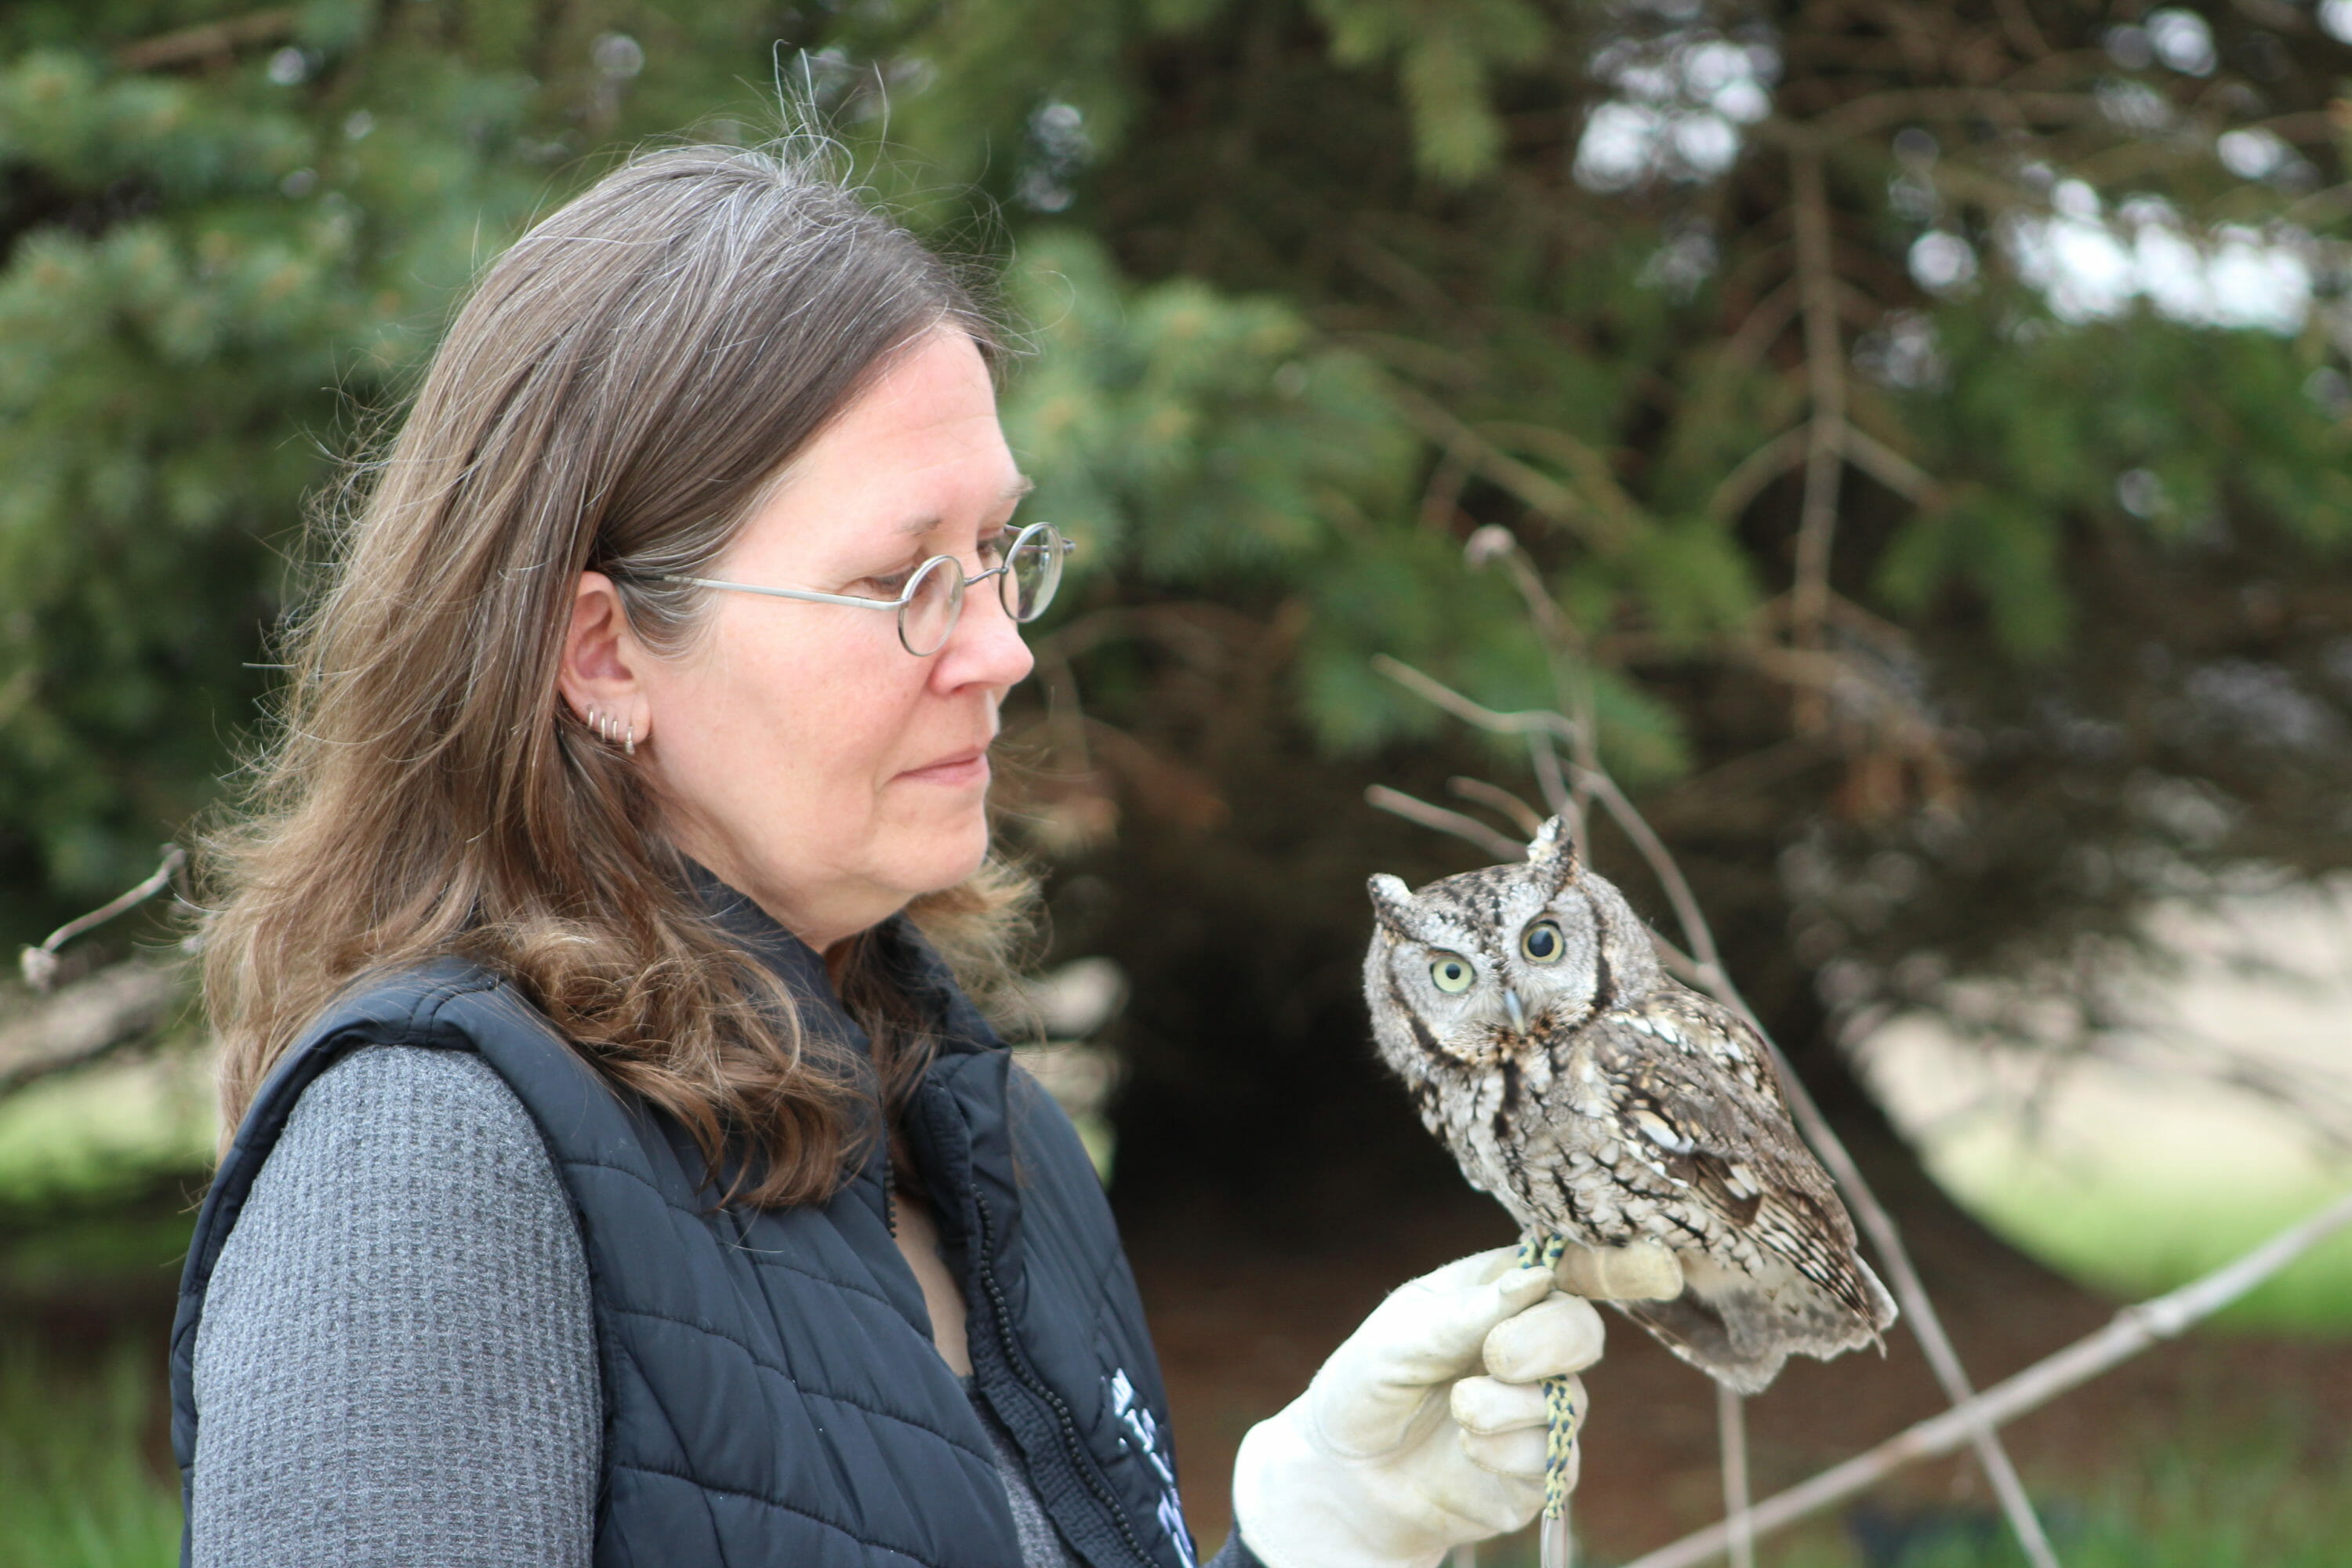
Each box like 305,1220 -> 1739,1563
655,521 -> 1072,656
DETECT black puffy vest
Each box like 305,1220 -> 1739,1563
169,896 -> 1200,1568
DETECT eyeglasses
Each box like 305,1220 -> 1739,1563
655,521 -> 1072,657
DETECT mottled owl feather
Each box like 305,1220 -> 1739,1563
1364,817 -> 1897,1394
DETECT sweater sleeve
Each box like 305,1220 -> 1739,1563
189,1044 -> 601,1568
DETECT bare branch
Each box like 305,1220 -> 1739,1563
0,958 -> 189,1098
1367,655 -> 1577,744
1799,89 -> 2111,139
1838,421 -> 1944,509
1624,1186 -> 2352,1568
1374,642 -> 2058,1568
1380,383 -> 1635,554
1472,532 -> 1606,831
1717,277 -> 1801,374
1370,652 -> 1588,843
1790,146 -> 1847,736
1578,769 -> 1729,983
1365,786 -> 1525,862
1448,776 -> 1546,838
114,8 -> 297,72
1719,1385 -> 1755,1568
1993,0 -> 2052,59
1708,426 -> 1808,526
21,845 -> 188,992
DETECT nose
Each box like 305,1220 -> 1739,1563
1504,988 -> 1529,1033
930,566 -> 1035,693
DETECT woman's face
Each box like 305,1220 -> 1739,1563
562,329 -> 1035,951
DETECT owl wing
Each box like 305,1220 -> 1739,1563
1559,986 -> 1891,1334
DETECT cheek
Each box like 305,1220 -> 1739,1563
659,620 -> 932,805
750,612 -> 919,728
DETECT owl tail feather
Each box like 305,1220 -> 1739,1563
1610,1293 -> 1788,1396
1614,1252 -> 1898,1395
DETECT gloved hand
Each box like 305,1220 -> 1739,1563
1230,1240 -> 1682,1568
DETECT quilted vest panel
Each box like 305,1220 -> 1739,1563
171,916 -> 1197,1568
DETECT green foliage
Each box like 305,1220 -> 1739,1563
1307,0 -> 1548,181
0,5 -> 561,930
1001,229 -> 1414,582
0,1339 -> 180,1568
6,0 -> 2352,1109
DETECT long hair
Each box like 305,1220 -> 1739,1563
201,143 -> 1029,1206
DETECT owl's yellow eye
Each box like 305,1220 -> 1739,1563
1521,920 -> 1564,964
1429,953 -> 1475,993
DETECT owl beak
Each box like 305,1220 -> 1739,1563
1504,987 -> 1529,1035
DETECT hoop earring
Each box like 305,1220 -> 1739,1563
583,706 -> 637,757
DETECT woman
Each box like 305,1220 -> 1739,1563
169,142 -> 1659,1568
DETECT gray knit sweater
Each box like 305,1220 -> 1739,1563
188,1044 -> 1078,1567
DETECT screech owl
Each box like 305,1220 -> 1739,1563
1363,817 -> 1897,1394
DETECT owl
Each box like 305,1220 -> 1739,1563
1364,817 -> 1897,1394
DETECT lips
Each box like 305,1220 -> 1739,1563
898,746 -> 990,786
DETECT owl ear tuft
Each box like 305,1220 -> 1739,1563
1526,815 -> 1579,891
1367,873 -> 1418,936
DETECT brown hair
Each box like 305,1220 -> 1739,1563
201,142 -> 1029,1206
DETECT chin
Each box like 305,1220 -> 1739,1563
889,817 -> 993,903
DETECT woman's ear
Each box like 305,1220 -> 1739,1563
557,571 -> 653,748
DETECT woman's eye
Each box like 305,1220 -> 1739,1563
1429,953 -> 1475,994
1521,920 -> 1564,964
857,565 -> 917,598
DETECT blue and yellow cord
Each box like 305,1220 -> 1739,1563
1515,1232 -> 1576,1522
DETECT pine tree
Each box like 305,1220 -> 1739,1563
5,2 -> 2351,1218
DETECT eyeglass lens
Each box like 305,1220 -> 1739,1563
1003,526 -> 1065,622
899,557 -> 966,656
896,525 -> 1068,655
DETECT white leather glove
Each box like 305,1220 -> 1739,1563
1231,1241 -> 1682,1568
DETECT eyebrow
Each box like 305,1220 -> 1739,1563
892,474 -> 1037,536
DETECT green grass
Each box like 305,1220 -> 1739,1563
0,1052 -> 213,1212
2,1298 -> 2349,1568
0,1341 -> 181,1568
1454,1386 -> 2352,1568
1928,1144 -> 2352,1335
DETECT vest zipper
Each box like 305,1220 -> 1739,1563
969,1184 -> 1160,1568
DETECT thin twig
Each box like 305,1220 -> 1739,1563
1581,768 -> 2058,1568
1365,786 -> 1525,862
1486,541 -> 1603,829
114,7 -> 298,71
1789,146 -> 1846,735
1449,776 -> 1547,838
1373,653 -> 2060,1568
1838,421 -> 1943,509
1381,383 -> 1635,554
1577,767 -> 1728,983
21,845 -> 188,991
1623,1186 -> 2352,1568
1719,1385 -> 1755,1568
1708,426 -> 1809,526
1370,655 -> 1577,742
0,958 -> 188,1098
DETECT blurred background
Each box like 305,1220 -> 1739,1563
6,0 -> 2352,1563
